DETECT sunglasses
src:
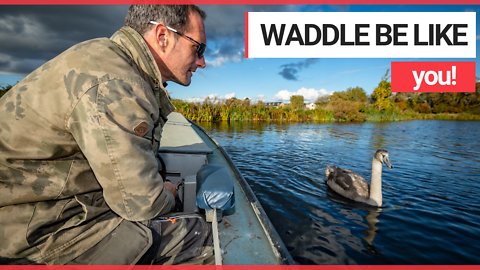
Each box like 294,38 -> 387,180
149,21 -> 206,59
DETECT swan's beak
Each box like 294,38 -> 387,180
384,157 -> 393,169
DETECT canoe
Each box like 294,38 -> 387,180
159,112 -> 294,265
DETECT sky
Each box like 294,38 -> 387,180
0,4 -> 479,103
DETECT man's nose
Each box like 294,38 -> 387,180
196,56 -> 206,69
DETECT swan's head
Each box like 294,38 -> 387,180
374,149 -> 393,169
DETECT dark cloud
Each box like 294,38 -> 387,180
0,59 -> 10,69
0,5 -> 299,76
0,6 -> 128,74
278,59 -> 319,81
279,66 -> 298,81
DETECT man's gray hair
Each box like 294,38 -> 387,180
124,5 -> 206,35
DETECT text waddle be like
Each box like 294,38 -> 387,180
261,23 -> 469,46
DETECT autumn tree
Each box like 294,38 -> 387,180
328,87 -> 367,122
371,70 -> 394,111
290,95 -> 304,110
315,95 -> 330,105
331,86 -> 367,103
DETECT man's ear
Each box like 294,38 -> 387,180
158,33 -> 167,47
155,24 -> 169,48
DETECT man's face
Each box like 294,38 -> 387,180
164,11 -> 206,86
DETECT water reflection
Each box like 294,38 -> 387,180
327,124 -> 361,143
200,121 -> 292,136
325,186 -> 382,254
364,209 -> 380,249
371,122 -> 389,150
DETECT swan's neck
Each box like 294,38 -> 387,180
369,158 -> 383,207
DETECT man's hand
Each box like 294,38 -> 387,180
164,181 -> 177,198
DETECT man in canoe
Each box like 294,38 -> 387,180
0,5 -> 213,264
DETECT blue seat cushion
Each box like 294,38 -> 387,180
196,164 -> 235,213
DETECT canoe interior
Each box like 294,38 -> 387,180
159,112 -> 292,264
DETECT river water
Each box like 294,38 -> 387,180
198,120 -> 480,264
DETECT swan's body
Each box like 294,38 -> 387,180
325,149 -> 392,207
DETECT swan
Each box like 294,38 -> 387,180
325,149 -> 393,207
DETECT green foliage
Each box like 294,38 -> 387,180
311,107 -> 334,122
327,86 -> 368,122
0,84 -> 13,99
290,95 -> 304,110
330,99 -> 366,122
331,86 -> 367,102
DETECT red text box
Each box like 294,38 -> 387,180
392,61 -> 476,93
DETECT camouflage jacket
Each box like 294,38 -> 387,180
0,26 -> 176,264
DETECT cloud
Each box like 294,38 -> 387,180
278,66 -> 299,81
0,5 -> 301,76
278,59 -> 319,81
186,92 -> 236,103
274,87 -> 333,102
224,92 -> 236,99
0,6 -> 128,75
206,50 -> 243,67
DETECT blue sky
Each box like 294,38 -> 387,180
0,4 -> 479,103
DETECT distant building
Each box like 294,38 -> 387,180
305,103 -> 317,110
265,101 -> 283,107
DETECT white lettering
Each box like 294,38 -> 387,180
412,70 -> 425,91
425,71 -> 438,85
412,65 -> 458,91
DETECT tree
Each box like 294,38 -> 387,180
242,97 -> 251,107
290,95 -> 304,110
315,95 -> 330,105
0,84 -> 13,99
371,70 -> 393,111
331,86 -> 367,103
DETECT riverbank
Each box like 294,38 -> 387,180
172,80 -> 480,123
365,111 -> 480,121
172,99 -> 480,123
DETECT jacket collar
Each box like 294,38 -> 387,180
110,26 -> 175,117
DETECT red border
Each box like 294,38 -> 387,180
0,0 -> 479,4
